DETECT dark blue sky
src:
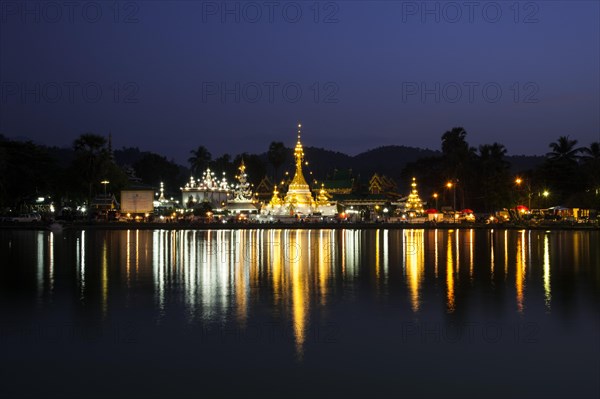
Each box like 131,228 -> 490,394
1,1 -> 598,163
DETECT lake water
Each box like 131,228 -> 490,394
1,228 -> 598,398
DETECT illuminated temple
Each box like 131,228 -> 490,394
263,124 -> 336,217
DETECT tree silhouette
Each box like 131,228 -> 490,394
581,142 -> 600,206
267,141 -> 286,181
581,142 -> 600,162
72,133 -> 109,202
478,143 -> 510,211
441,127 -> 476,209
188,146 -> 212,176
547,136 -> 582,164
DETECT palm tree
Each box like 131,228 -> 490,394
267,141 -> 286,181
546,136 -> 582,163
188,146 -> 212,176
441,127 -> 476,209
479,142 -> 507,162
581,142 -> 600,197
581,142 -> 600,162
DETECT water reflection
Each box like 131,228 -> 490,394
23,228 -> 600,357
446,232 -> 455,313
516,231 -> 526,313
404,229 -> 424,312
36,231 -> 55,301
544,233 -> 551,311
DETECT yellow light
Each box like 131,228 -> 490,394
433,193 -> 438,199
446,182 -> 453,188
543,190 -> 549,197
515,178 -> 522,185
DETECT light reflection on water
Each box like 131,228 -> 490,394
24,228 -> 600,356
2,227 -> 598,397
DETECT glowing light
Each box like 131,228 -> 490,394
446,232 -> 455,313
543,234 -> 551,311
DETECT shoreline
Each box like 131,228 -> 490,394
1,221 -> 598,231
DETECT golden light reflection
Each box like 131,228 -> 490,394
515,231 -> 526,313
291,260 -> 307,356
490,230 -> 494,280
446,232 -> 455,313
126,230 -> 131,285
469,229 -> 474,279
56,228 -> 583,357
235,231 -> 249,324
404,230 -> 424,312
504,230 -> 508,280
455,229 -> 460,274
434,229 -> 438,278
543,234 -> 551,312
290,230 -> 308,359
317,230 -> 328,306
101,238 -> 108,316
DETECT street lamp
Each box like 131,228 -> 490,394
101,180 -> 110,196
446,181 -> 456,214
433,193 -> 438,210
540,190 -> 550,209
515,177 -> 531,209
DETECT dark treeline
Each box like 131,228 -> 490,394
1,127 -> 598,211
402,127 -> 600,211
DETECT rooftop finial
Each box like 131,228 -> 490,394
297,122 -> 302,142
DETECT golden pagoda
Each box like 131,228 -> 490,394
261,123 -> 336,217
316,183 -> 331,206
268,185 -> 283,207
282,123 -> 316,213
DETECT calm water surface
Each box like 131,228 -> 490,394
1,229 -> 599,398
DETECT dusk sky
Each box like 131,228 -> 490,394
1,1 -> 599,163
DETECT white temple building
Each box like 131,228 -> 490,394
226,160 -> 260,214
181,168 -> 232,209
